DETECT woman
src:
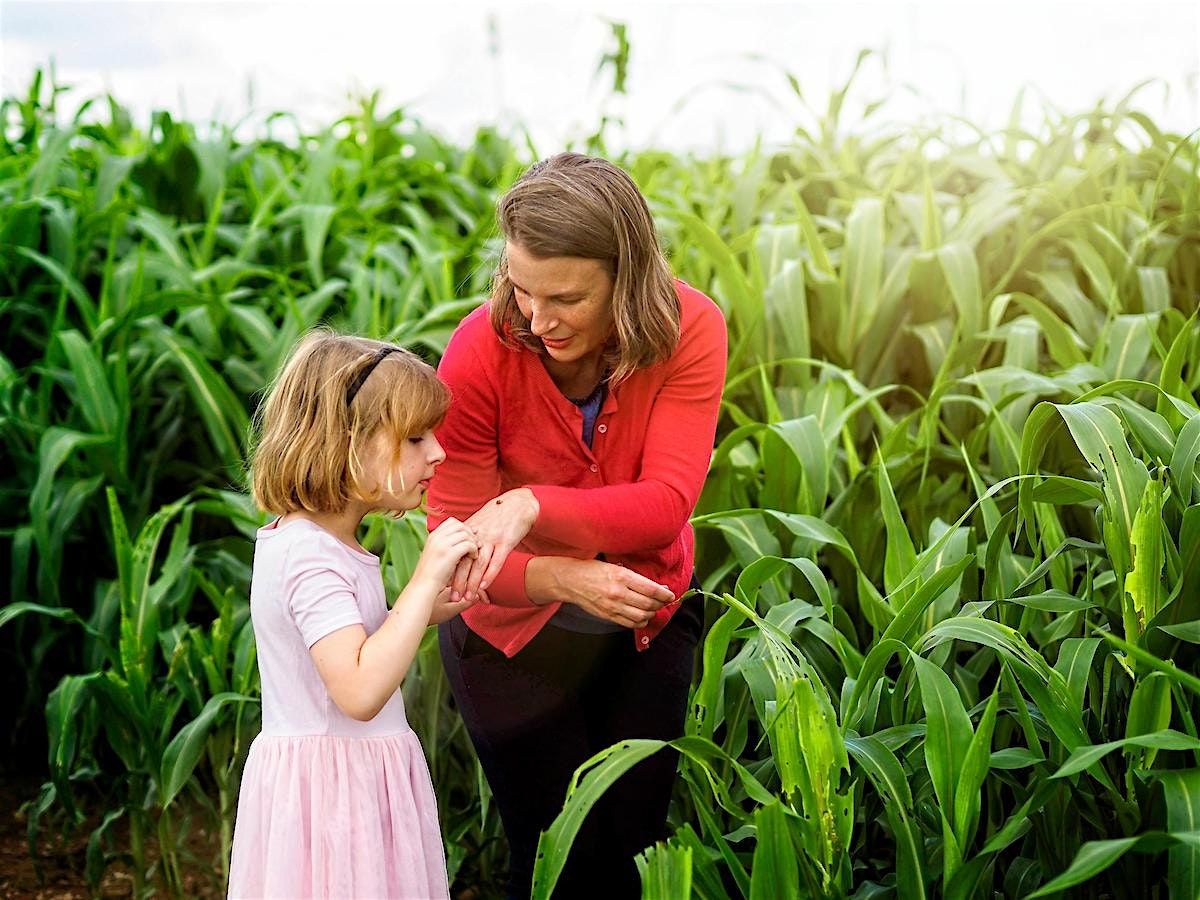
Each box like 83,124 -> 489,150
428,152 -> 726,899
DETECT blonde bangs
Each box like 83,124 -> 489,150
249,329 -> 448,516
375,367 -> 450,444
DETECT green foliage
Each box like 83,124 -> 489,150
1,71 -> 518,895
4,47 -> 1200,898
535,58 -> 1200,899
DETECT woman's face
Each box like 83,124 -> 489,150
506,241 -> 614,371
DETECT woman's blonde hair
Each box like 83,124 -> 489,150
489,152 -> 680,384
249,329 -> 449,515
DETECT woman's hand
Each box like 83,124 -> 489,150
533,557 -> 675,629
450,488 -> 540,601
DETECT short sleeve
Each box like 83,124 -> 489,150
285,539 -> 365,648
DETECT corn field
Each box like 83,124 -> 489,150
2,51 -> 1200,899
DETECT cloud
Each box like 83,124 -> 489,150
2,1 -> 1196,150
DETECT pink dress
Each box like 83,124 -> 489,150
228,518 -> 449,899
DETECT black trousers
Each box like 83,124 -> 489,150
438,591 -> 703,900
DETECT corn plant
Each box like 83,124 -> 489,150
529,60 -> 1199,900
0,489 -> 257,895
5,42 -> 1200,899
2,72 -> 524,892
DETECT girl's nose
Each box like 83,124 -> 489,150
427,435 -> 446,466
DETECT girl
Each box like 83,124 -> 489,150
229,330 -> 479,899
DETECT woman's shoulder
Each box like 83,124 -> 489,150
673,280 -> 727,342
441,302 -> 513,372
448,303 -> 502,350
455,301 -> 493,333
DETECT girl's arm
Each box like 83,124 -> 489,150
307,518 -> 477,721
308,570 -> 443,721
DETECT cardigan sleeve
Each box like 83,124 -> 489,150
426,323 -> 535,608
525,298 -> 727,552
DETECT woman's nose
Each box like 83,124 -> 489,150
528,301 -> 555,336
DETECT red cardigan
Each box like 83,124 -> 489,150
426,280 -> 727,657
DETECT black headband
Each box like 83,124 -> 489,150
346,346 -> 401,405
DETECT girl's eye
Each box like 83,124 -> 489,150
408,436 -> 424,445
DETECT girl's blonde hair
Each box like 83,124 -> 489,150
489,152 -> 680,385
249,329 -> 449,515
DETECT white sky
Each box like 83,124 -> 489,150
1,0 -> 1198,152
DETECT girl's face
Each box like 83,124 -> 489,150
506,241 -> 615,372
359,428 -> 445,512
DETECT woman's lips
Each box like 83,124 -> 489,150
541,335 -> 571,349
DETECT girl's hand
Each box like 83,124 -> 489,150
550,558 -> 675,629
450,488 -> 540,601
427,586 -> 487,626
414,517 -> 479,590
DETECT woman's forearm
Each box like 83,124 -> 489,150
524,556 -> 574,605
526,480 -> 689,551
524,555 -> 675,627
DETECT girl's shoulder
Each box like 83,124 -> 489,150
255,517 -> 379,570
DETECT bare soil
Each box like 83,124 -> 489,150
0,776 -> 222,899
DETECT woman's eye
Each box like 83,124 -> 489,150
408,436 -> 424,445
